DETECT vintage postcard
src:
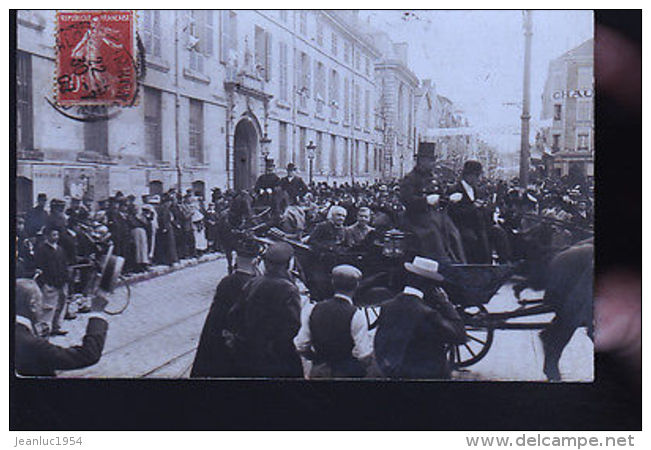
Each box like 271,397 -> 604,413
14,10 -> 594,382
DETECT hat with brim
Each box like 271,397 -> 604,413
287,163 -> 297,171
404,256 -> 444,282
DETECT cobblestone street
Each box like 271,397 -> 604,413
52,258 -> 228,378
51,256 -> 592,381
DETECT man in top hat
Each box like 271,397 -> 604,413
254,158 -> 281,210
227,241 -> 303,377
400,143 -> 466,263
280,162 -> 308,204
447,160 -> 491,264
294,264 -> 373,378
373,257 -> 466,379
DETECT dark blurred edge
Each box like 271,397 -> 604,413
10,10 -> 641,431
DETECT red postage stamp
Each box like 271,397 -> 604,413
55,11 -> 137,106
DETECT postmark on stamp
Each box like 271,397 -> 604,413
55,11 -> 137,107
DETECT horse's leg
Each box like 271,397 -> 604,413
539,314 -> 579,382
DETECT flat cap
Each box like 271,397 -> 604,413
264,241 -> 294,264
332,264 -> 363,280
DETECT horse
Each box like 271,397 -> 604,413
539,241 -> 594,381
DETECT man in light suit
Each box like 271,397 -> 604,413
14,278 -> 109,377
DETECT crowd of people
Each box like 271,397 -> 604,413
15,146 -> 593,377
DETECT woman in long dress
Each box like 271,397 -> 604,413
127,204 -> 149,272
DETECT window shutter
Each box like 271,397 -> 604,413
204,10 -> 213,56
265,31 -> 272,82
220,11 -> 228,63
306,54 -> 311,97
143,10 -> 152,54
153,11 -> 161,57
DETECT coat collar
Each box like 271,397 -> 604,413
402,286 -> 424,300
16,315 -> 34,335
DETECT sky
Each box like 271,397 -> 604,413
359,10 -> 594,155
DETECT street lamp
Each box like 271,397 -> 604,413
260,132 -> 272,159
306,140 -> 316,185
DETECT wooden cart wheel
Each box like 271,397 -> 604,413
450,304 -> 494,368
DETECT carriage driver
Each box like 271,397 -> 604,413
254,158 -> 281,209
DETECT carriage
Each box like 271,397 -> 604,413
223,193 -> 593,376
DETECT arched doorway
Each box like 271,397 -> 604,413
16,176 -> 33,214
233,119 -> 259,191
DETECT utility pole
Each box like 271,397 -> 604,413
519,10 -> 532,188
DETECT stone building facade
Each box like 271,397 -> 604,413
16,10 -> 396,212
539,39 -> 594,179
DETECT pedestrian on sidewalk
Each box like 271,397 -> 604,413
33,227 -> 70,336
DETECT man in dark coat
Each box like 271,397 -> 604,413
154,195 -> 179,266
227,242 -> 303,377
34,227 -> 70,335
25,193 -> 49,237
190,269 -> 254,378
15,278 -> 109,377
374,256 -> 466,379
447,160 -> 491,263
400,143 -> 466,263
254,158 -> 281,206
279,162 -> 308,204
307,205 -> 348,253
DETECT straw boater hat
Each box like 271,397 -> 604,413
404,256 -> 444,282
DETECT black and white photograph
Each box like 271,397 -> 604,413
11,9 -> 600,385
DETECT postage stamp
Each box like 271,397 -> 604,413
55,10 -> 137,106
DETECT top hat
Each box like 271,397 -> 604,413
462,160 -> 483,176
416,142 -> 437,159
404,256 -> 444,282
265,158 -> 276,168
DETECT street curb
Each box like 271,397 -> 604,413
121,252 -> 225,286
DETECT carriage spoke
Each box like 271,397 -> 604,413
467,334 -> 486,345
455,345 -> 461,363
463,343 -> 477,358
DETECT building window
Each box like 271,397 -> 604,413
84,106 -> 108,155
342,138 -> 349,176
364,89 -> 370,129
144,87 -> 162,161
329,69 -> 339,119
577,132 -> 589,151
279,41 -> 288,102
315,61 -> 325,114
16,51 -> 33,151
220,11 -> 237,64
188,11 -> 213,73
189,99 -> 203,164
331,32 -> 337,56
299,52 -> 311,109
354,84 -> 361,127
365,56 -> 370,76
278,122 -> 288,168
316,131 -> 323,172
344,77 -> 350,123
254,25 -> 272,81
553,104 -> 562,121
143,10 -> 161,58
577,100 -> 591,122
330,134 -> 337,176
552,134 -> 560,152
344,41 -> 351,64
299,126 -> 307,171
316,19 -> 324,46
279,10 -> 288,23
577,66 -> 592,90
354,49 -> 360,71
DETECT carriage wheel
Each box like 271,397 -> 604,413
449,304 -> 494,368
